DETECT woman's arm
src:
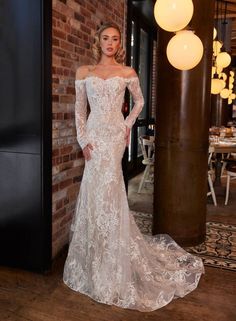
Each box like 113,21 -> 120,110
124,68 -> 145,129
74,66 -> 93,161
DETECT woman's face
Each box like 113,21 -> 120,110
99,27 -> 121,57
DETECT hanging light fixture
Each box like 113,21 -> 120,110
216,52 -> 231,68
211,0 -> 233,100
166,30 -> 203,70
211,76 -> 225,94
213,40 -> 223,56
219,72 -> 227,81
154,0 -> 194,32
213,27 -> 217,40
220,88 -> 230,99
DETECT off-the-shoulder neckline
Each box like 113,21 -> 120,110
75,75 -> 139,82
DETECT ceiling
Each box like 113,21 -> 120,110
217,0 -> 236,55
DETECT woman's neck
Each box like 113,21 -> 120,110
98,55 -> 118,66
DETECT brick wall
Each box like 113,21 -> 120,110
52,0 -> 126,258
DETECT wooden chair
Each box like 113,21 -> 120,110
221,153 -> 236,176
207,146 -> 217,206
225,162 -> 236,205
138,136 -> 155,193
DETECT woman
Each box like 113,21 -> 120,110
63,22 -> 204,312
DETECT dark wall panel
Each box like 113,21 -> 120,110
0,0 -> 52,271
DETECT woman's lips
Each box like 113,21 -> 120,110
107,48 -> 113,52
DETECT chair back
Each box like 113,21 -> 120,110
138,136 -> 154,162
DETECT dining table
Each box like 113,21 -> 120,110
210,137 -> 236,194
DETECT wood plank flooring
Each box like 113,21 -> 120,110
0,174 -> 236,321
1,259 -> 236,321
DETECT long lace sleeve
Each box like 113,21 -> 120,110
124,77 -> 144,128
75,79 -> 89,150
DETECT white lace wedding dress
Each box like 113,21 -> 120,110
63,75 -> 204,312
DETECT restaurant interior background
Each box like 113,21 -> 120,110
0,0 -> 236,272
0,1 -> 236,321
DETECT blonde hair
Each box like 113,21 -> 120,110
92,22 -> 126,64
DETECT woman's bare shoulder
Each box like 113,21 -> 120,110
121,66 -> 138,78
76,65 -> 94,80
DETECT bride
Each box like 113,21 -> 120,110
63,22 -> 204,312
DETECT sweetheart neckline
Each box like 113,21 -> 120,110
75,75 -> 139,82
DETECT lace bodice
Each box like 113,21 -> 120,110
74,76 -> 144,149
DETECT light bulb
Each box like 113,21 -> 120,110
219,72 -> 227,81
213,40 -> 222,56
166,30 -> 203,70
216,52 -> 231,68
212,66 -> 216,77
211,78 -> 224,94
216,66 -> 223,74
220,88 -> 230,99
154,0 -> 194,32
220,79 -> 226,90
213,27 -> 217,40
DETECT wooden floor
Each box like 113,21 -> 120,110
1,174 -> 236,321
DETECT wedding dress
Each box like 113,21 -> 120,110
63,75 -> 204,312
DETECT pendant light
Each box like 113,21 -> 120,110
220,88 -> 230,99
166,30 -> 203,70
211,76 -> 225,95
216,52 -> 231,68
213,27 -> 217,40
154,0 -> 194,32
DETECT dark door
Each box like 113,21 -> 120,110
0,0 -> 52,272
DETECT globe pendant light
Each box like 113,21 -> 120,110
219,72 -> 227,82
166,30 -> 203,70
212,66 -> 216,77
213,27 -> 217,40
213,40 -> 222,56
216,66 -> 223,74
211,77 -> 225,95
154,0 -> 194,32
216,52 -> 231,68
220,88 -> 230,99
220,79 -> 226,90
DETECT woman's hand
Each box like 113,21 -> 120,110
82,143 -> 93,161
125,126 -> 131,146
